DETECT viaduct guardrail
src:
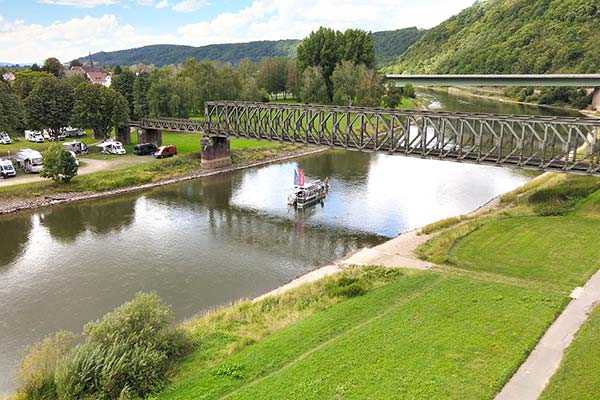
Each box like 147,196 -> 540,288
131,101 -> 600,176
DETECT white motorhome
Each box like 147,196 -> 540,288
25,130 -> 44,143
0,159 -> 16,178
63,141 -> 88,155
62,127 -> 85,138
15,149 -> 44,174
42,129 -> 66,142
97,139 -> 126,155
0,132 -> 12,145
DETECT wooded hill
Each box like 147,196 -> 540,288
79,28 -> 424,67
389,0 -> 600,74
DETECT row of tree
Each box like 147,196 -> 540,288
1,27 -> 414,135
0,74 -> 128,139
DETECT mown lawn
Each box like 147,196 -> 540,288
447,216 -> 600,290
540,306 -> 600,400
158,273 -> 564,400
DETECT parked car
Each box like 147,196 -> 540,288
62,127 -> 85,138
63,141 -> 88,155
25,130 -> 44,143
97,139 -> 126,155
134,143 -> 158,156
154,145 -> 177,159
0,132 -> 12,145
15,149 -> 44,173
0,158 -> 16,178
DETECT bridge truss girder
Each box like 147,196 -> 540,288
132,102 -> 600,176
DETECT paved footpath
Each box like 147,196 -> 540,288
495,269 -> 600,400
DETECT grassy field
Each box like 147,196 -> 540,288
0,134 -> 302,198
540,306 -> 600,400
157,271 -> 564,400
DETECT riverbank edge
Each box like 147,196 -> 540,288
254,185 -> 506,302
421,86 -> 591,114
0,147 -> 328,217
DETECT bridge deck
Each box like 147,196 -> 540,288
131,101 -> 600,176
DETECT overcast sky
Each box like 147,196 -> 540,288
0,0 -> 475,64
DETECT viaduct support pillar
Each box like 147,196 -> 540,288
138,128 -> 162,146
117,126 -> 131,145
201,136 -> 231,169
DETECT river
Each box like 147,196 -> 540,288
0,91 -> 575,392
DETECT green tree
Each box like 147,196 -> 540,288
25,76 -> 74,138
355,69 -> 383,107
0,81 -> 26,135
300,67 -> 329,104
13,70 -> 53,100
43,57 -> 64,78
112,70 -> 136,117
240,77 -> 269,102
382,85 -> 403,109
41,143 -> 78,183
297,27 -> 375,100
72,83 -> 129,139
257,57 -> 288,96
133,74 -> 151,119
331,60 -> 360,106
69,59 -> 83,68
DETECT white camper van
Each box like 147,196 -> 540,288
97,139 -> 126,155
15,149 -> 44,173
25,130 -> 44,143
0,159 -> 16,178
63,141 -> 88,155
62,127 -> 85,138
0,132 -> 12,145
42,129 -> 66,142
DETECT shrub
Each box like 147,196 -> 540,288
41,143 -> 78,183
326,276 -> 367,298
16,331 -> 75,400
16,293 -> 191,400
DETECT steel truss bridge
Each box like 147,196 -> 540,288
132,101 -> 600,176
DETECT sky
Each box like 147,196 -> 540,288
0,0 -> 475,64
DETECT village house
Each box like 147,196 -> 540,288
66,64 -> 111,87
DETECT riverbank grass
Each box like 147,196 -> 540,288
157,271 -> 564,400
540,305 -> 600,400
0,138 -> 302,199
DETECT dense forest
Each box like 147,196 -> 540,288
390,0 -> 600,74
79,28 -> 424,68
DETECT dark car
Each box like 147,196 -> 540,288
134,143 -> 158,156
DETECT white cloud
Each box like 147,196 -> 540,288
172,0 -> 208,13
156,0 -> 169,8
0,14 -> 176,63
38,0 -> 119,7
178,0 -> 475,46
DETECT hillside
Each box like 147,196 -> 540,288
390,0 -> 600,74
80,28 -> 424,67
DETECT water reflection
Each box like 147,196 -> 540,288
0,215 -> 32,267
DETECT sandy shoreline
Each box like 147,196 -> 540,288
0,147 -> 328,216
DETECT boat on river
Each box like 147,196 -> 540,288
287,168 -> 330,209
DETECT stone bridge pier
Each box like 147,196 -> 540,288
116,126 -> 131,145
138,128 -> 163,146
201,136 -> 231,169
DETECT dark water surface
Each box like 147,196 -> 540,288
0,91 -> 567,392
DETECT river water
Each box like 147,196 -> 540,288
0,91 -> 574,392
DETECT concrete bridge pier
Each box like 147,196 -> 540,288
138,128 -> 162,146
116,126 -> 131,145
201,136 -> 232,169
